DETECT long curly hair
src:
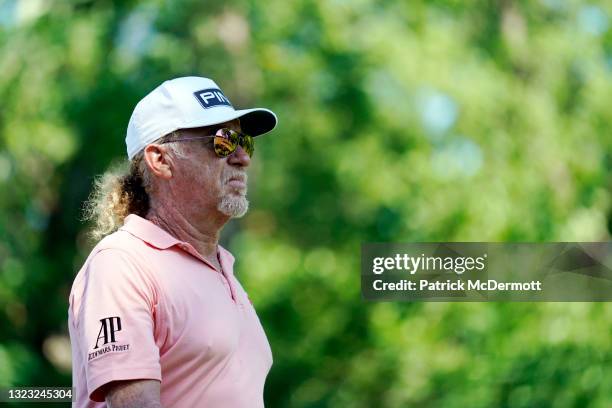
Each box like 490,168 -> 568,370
83,132 -> 181,240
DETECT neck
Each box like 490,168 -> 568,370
145,199 -> 230,263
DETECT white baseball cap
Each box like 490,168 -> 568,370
125,76 -> 278,159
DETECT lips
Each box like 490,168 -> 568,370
226,174 -> 247,189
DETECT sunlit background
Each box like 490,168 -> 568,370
0,0 -> 610,406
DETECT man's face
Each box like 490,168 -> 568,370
169,119 -> 251,219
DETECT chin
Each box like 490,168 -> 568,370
218,195 -> 249,218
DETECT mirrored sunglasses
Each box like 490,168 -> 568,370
162,128 -> 255,158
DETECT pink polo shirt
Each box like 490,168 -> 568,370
68,214 -> 272,407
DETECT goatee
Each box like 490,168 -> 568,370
218,195 -> 249,218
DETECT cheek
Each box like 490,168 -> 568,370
174,152 -> 226,195
199,163 -> 226,194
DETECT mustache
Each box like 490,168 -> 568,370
223,169 -> 248,184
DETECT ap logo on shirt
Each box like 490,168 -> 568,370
88,316 -> 130,361
94,316 -> 122,349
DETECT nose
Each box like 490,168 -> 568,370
227,145 -> 251,168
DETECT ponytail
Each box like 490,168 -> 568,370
83,153 -> 150,240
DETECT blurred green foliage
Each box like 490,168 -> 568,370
0,0 -> 611,406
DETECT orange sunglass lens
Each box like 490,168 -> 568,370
213,128 -> 254,158
213,137 -> 235,157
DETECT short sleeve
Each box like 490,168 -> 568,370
74,248 -> 161,402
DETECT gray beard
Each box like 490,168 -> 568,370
218,194 -> 249,218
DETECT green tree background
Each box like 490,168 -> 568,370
0,0 -> 611,406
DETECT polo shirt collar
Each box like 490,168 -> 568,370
119,214 -> 236,273
120,214 -> 181,250
218,245 -> 236,272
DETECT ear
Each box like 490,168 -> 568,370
143,144 -> 173,180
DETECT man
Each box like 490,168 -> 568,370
68,76 -> 277,407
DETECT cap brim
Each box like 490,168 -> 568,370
181,107 -> 277,137
232,108 -> 278,137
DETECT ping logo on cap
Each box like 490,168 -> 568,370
193,88 -> 233,109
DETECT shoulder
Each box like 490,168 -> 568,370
78,230 -> 148,280
69,230 -> 159,316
